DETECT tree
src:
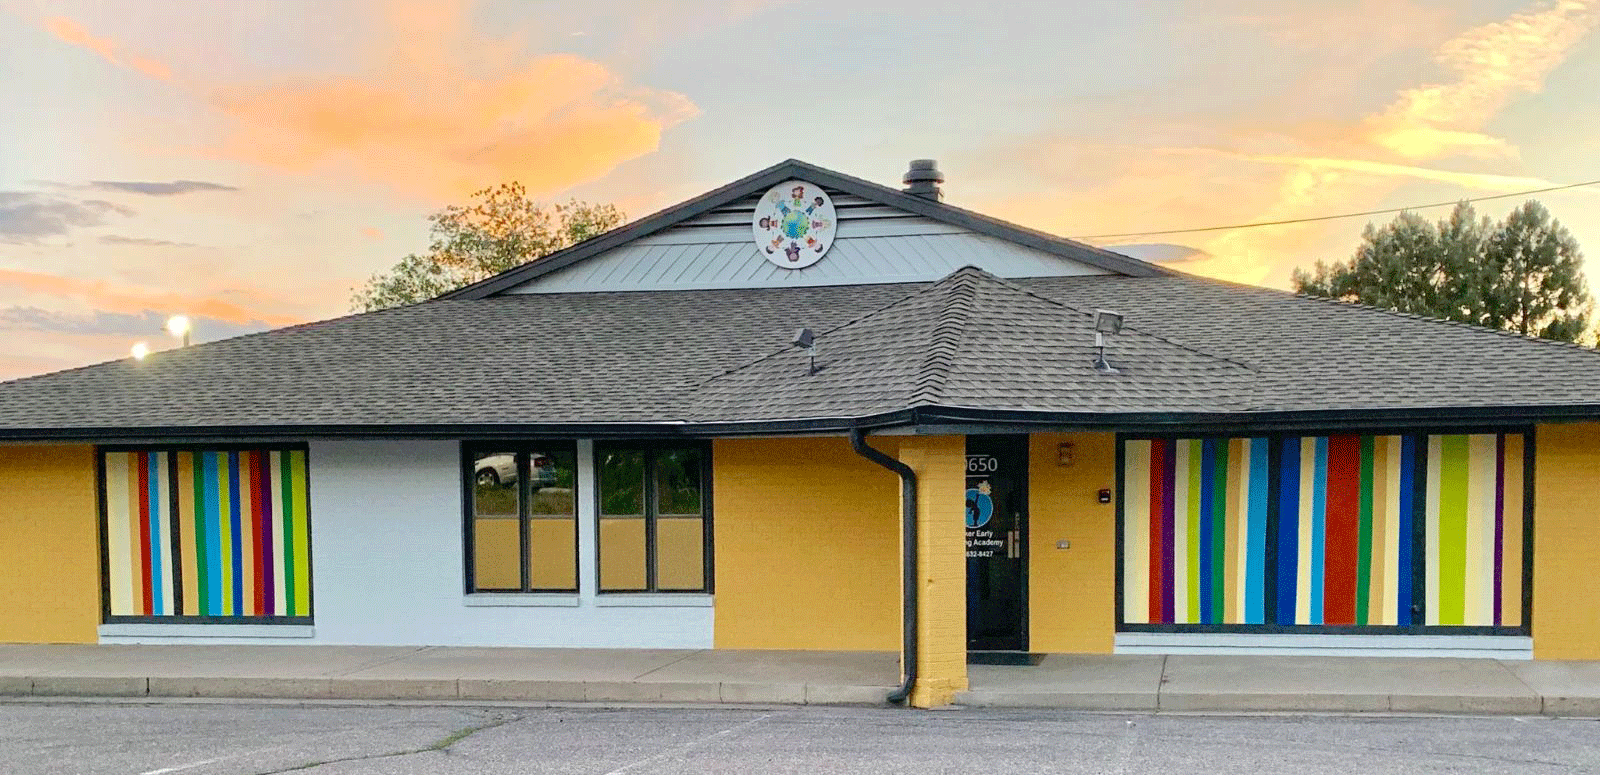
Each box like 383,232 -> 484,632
353,183 -> 624,311
1292,201 -> 1592,343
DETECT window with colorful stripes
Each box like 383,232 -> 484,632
1119,433 -> 1528,632
100,447 -> 312,622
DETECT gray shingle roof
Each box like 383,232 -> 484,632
2,267 -> 1600,436
0,284 -> 916,431
683,268 -> 1259,422
1021,274 -> 1600,413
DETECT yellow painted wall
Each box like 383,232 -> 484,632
712,436 -> 901,651
897,435 -> 969,708
1533,423 -> 1600,659
0,445 -> 99,643
1028,432 -> 1119,654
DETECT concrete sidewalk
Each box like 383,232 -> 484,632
960,654 -> 1600,716
6,646 -> 1600,714
0,645 -> 899,705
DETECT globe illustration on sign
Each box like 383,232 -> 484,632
965,487 -> 994,528
752,180 -> 837,269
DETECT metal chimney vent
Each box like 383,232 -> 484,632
902,159 -> 944,201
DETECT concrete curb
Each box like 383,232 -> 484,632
954,688 -> 1589,716
6,674 -> 1597,715
954,691 -> 1158,711
0,676 -> 897,707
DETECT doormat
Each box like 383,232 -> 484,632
967,651 -> 1045,666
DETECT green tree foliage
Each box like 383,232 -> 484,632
1292,201 -> 1592,343
353,182 -> 624,311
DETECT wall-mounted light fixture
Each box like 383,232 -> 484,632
1057,442 -> 1075,466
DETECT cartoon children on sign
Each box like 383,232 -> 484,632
752,180 -> 837,269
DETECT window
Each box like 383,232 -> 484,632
1118,432 -> 1531,634
597,443 -> 711,592
99,445 -> 312,623
466,443 -> 578,593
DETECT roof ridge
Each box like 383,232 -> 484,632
909,268 -> 982,406
671,279 -> 941,397
973,269 -> 1260,372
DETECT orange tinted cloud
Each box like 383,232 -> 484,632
975,0 -> 1599,288
43,16 -> 172,80
210,3 -> 696,201
0,268 -> 299,327
1365,0 -> 1599,159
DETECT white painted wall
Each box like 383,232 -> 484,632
102,438 -> 713,647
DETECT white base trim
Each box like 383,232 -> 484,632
99,624 -> 315,639
462,594 -> 581,608
1115,632 -> 1533,659
594,594 -> 714,608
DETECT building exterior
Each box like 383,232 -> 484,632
2,159 -> 1600,708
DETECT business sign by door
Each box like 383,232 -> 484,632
966,436 -> 1028,652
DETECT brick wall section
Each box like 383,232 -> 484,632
712,437 -> 901,651
1533,423 -> 1600,659
897,435 -> 968,708
0,445 -> 99,643
1028,432 -> 1118,653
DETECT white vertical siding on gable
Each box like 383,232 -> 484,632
506,190 -> 1111,294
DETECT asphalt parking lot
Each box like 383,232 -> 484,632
5,700 -> 1599,774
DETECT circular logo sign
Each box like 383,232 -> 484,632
965,488 -> 994,528
752,180 -> 837,269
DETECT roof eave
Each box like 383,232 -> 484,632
5,402 -> 1600,444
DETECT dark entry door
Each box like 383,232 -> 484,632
965,435 -> 1028,652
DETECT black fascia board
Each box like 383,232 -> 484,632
0,410 -> 920,443
8,403 -> 1600,444
438,159 -> 1167,301
909,403 -> 1600,433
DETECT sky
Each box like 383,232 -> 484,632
2,0 -> 1599,380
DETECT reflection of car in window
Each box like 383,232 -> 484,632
474,453 -> 557,490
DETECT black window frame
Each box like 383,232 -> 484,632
1111,425 -> 1535,637
96,442 -> 315,626
461,441 -> 581,594
595,440 -> 714,594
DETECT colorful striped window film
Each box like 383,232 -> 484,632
1121,434 -> 1526,630
103,449 -> 311,620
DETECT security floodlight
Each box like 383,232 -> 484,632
1092,310 -> 1124,374
791,327 -> 819,375
130,342 -> 150,361
165,314 -> 192,347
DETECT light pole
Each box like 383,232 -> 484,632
165,315 -> 192,347
130,342 -> 150,361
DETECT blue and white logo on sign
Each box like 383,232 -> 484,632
965,486 -> 993,528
